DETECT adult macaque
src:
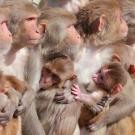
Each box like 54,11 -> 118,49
0,6 -> 23,133
0,1 -> 46,135
36,54 -> 81,135
39,0 -> 90,13
39,7 -> 83,61
23,7 -> 83,135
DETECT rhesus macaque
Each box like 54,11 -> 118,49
39,7 -> 83,61
85,65 -> 135,135
0,1 -> 46,135
24,7 -> 82,135
75,0 -> 128,46
0,71 -> 28,135
36,54 -> 81,135
39,0 -> 90,13
71,62 -> 127,134
74,1 -> 135,134
54,1 -> 135,135
0,6 -> 23,135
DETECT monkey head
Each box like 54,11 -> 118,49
92,62 -> 127,95
75,0 -> 128,46
0,7 -> 12,54
39,55 -> 75,90
1,0 -> 45,48
39,8 -> 82,56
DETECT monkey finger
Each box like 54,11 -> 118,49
53,95 -> 65,101
55,92 -> 64,96
56,99 -> 69,104
0,113 -> 10,120
14,106 -> 25,117
72,84 -> 80,89
71,91 -> 78,96
71,87 -> 79,92
0,120 -> 8,126
74,96 -> 80,101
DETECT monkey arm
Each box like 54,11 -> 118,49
15,86 -> 36,116
22,101 -> 46,135
0,88 -> 21,125
87,94 -> 135,131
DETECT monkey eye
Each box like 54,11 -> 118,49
1,20 -> 7,25
26,17 -> 36,21
52,74 -> 60,84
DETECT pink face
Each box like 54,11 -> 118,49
39,67 -> 60,90
66,25 -> 82,45
92,68 -> 109,89
0,15 -> 12,54
20,14 -> 45,47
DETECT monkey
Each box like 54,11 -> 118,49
85,65 -> 135,135
70,62 -> 128,134
38,7 -> 83,61
36,54 -> 82,135
0,6 -> 24,133
0,1 -> 46,135
22,7 -> 83,135
0,71 -> 28,135
53,1 -> 135,134
39,0 -> 90,13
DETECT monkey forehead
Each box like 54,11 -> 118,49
1,0 -> 40,19
39,7 -> 76,24
45,58 -> 74,78
0,7 -> 10,19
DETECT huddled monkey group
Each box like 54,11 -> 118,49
0,0 -> 134,135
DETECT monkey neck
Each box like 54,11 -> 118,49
4,45 -> 19,65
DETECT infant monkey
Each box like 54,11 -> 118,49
71,62 -> 127,132
72,62 -> 126,106
39,54 -> 76,91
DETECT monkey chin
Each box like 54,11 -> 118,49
27,39 -> 40,48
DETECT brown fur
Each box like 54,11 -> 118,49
0,72 -> 27,135
39,7 -> 83,62
75,0 -> 124,46
37,55 -> 82,135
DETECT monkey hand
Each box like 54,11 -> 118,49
53,91 -> 75,104
71,84 -> 82,101
86,118 -> 103,132
89,104 -> 104,115
87,123 -> 103,132
14,101 -> 26,117
0,100 -> 17,126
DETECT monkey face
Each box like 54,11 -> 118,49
66,25 -> 82,45
0,10 -> 12,54
92,68 -> 109,89
39,67 -> 60,90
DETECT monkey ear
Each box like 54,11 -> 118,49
98,14 -> 106,32
39,19 -> 48,34
111,84 -> 123,95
